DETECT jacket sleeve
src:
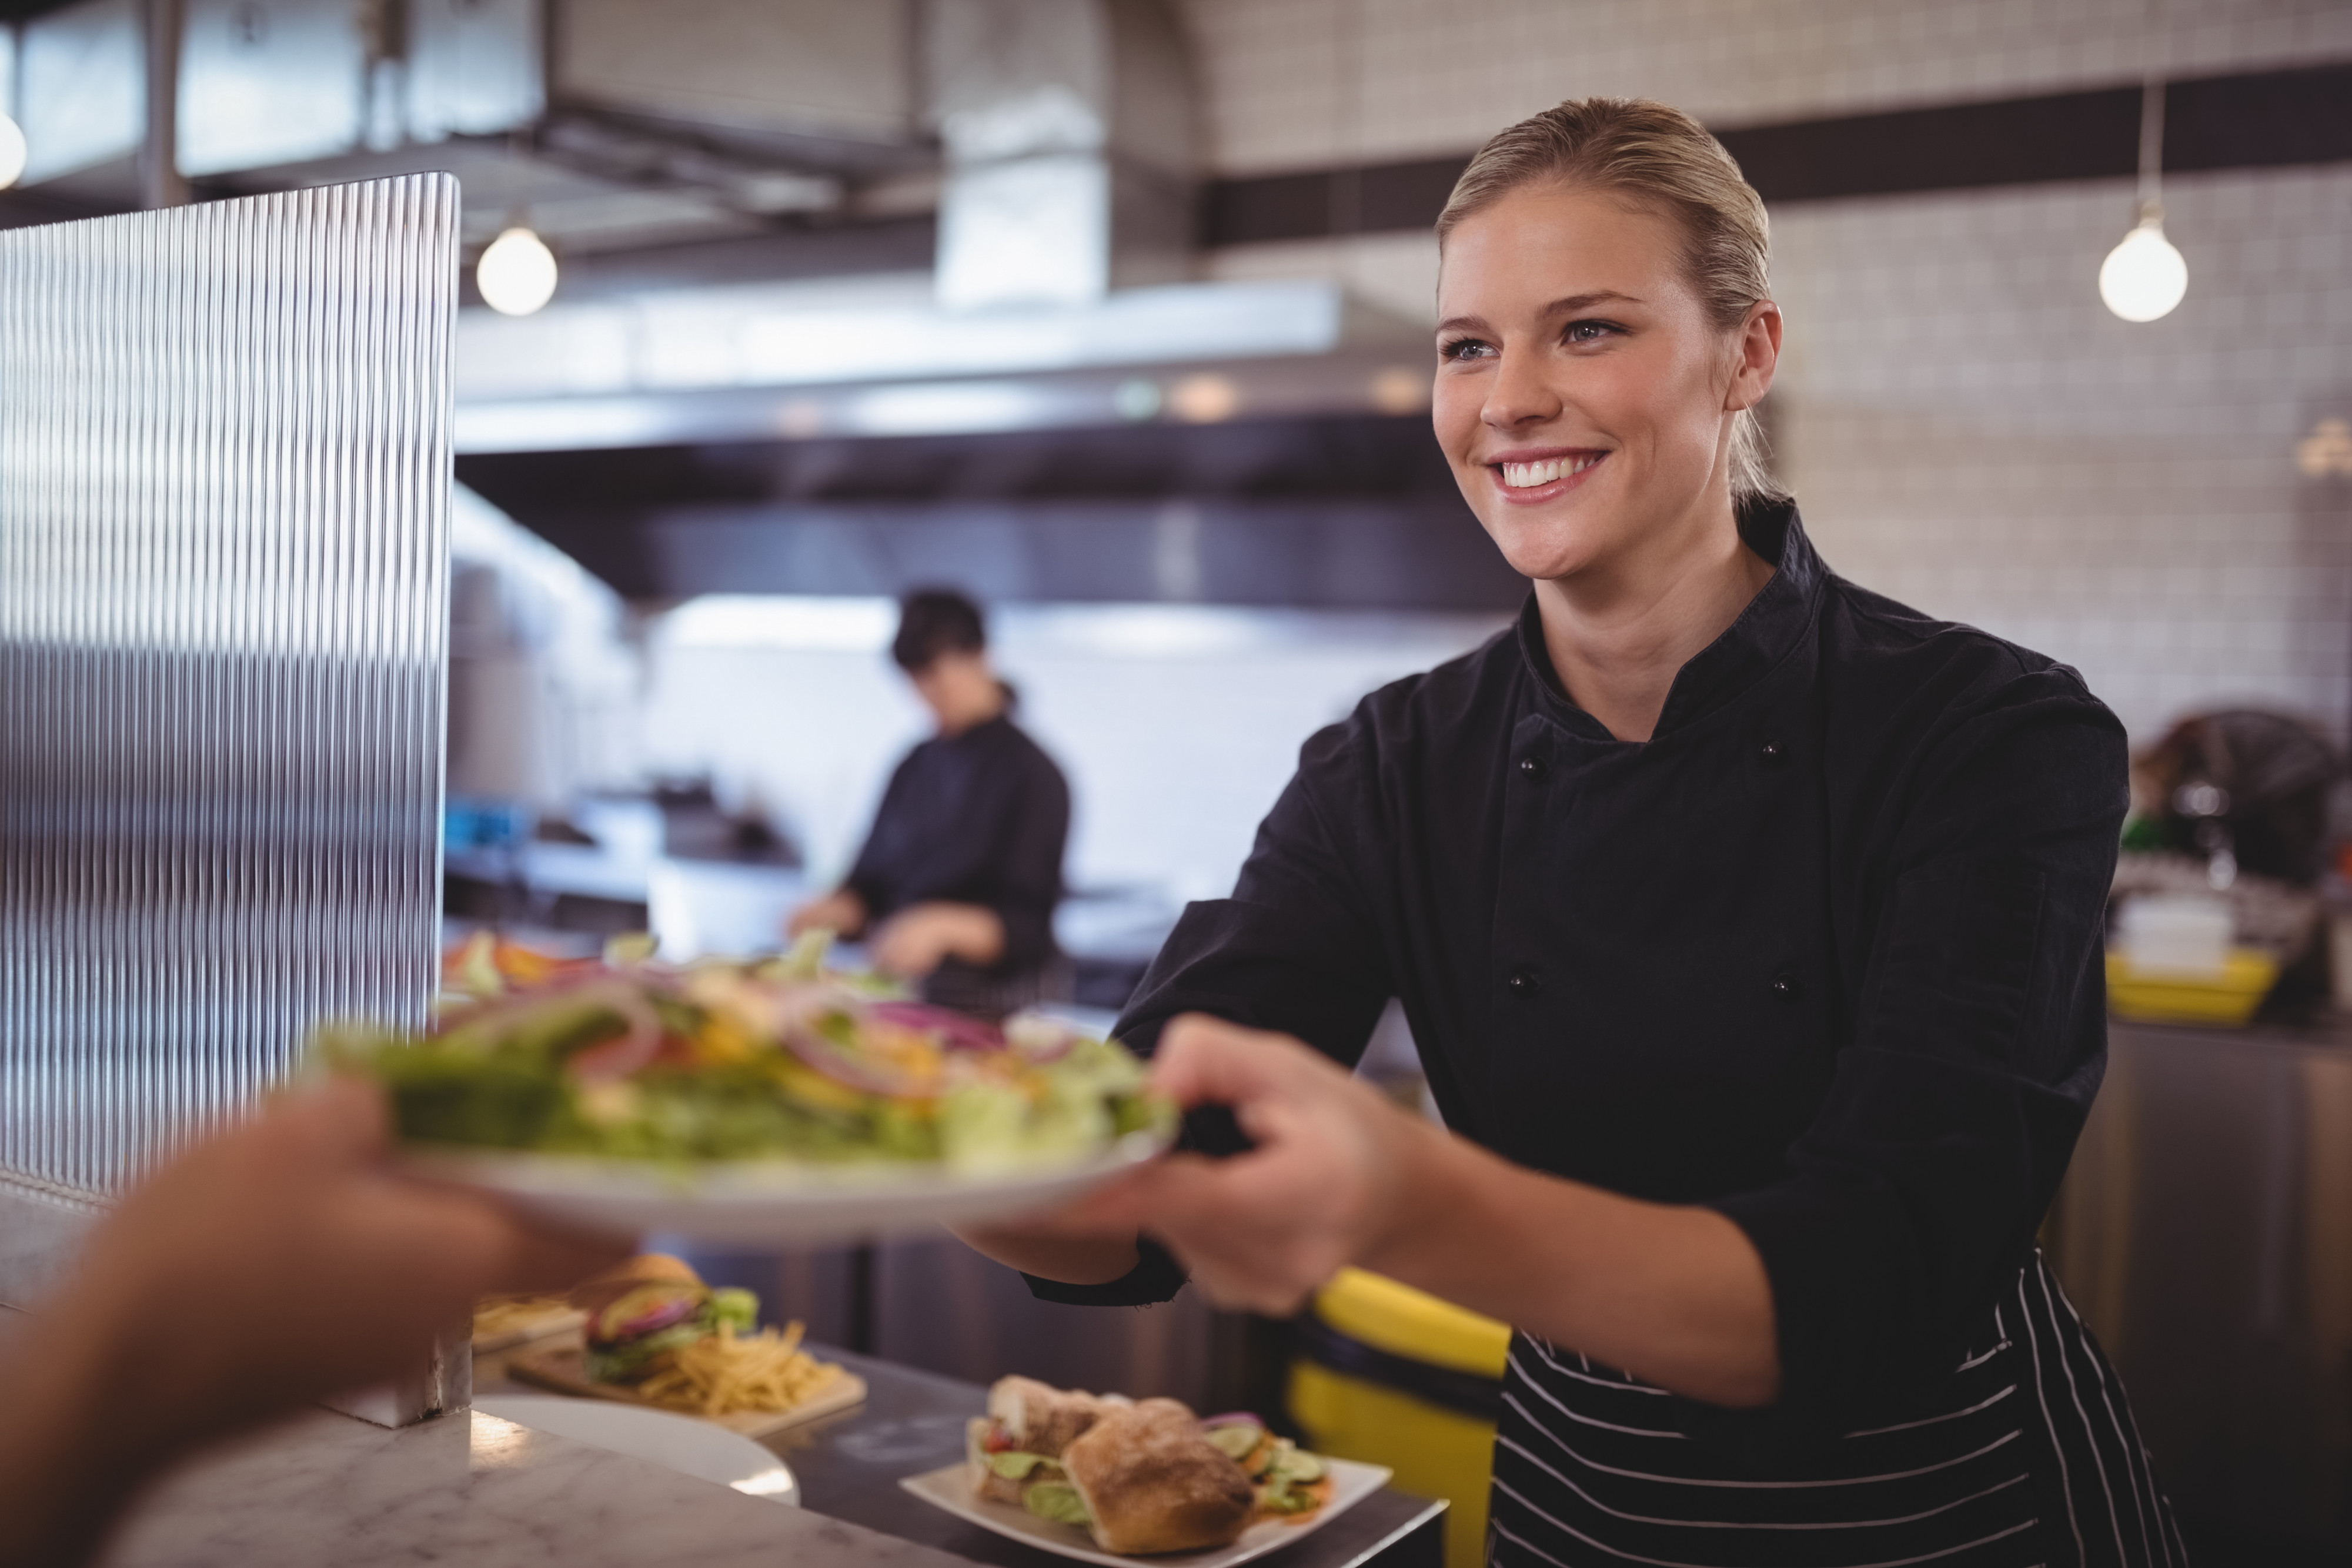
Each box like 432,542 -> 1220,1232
1025,720 -> 1395,1308
841,757 -> 912,918
983,747 -> 1070,974
1695,673 -> 2128,1453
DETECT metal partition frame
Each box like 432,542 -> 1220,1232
0,178 -> 455,1349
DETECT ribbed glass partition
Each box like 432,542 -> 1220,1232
0,176 -> 454,1224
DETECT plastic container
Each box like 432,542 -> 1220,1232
2116,894 -> 2234,976
2106,948 -> 2278,1025
1287,1269 -> 1511,1568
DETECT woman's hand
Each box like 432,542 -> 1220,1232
1063,1015 -> 1435,1315
869,901 -> 1005,978
1058,1015 -> 1781,1407
787,887 -> 868,942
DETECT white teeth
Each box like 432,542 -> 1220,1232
1499,454 -> 1601,488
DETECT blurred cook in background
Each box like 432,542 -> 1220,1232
789,589 -> 1071,1018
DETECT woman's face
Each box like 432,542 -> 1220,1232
1432,182 -> 1776,584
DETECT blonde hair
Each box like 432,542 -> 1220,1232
1438,98 -> 1787,504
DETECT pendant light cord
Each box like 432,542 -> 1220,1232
2136,75 -> 2166,225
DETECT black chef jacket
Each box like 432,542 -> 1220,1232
844,713 -> 1070,987
1033,498 -> 2129,1453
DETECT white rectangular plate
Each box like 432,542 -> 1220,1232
899,1456 -> 1394,1568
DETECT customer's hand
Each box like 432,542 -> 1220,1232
78,1076 -> 625,1447
0,1077 -> 628,1568
1061,1015 -> 1431,1315
787,888 -> 868,942
869,901 -> 1005,978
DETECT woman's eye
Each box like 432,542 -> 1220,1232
1564,320 -> 1621,345
1438,337 -> 1495,363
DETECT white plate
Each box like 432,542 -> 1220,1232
401,1128 -> 1168,1246
476,1394 -> 799,1504
898,1456 -> 1395,1568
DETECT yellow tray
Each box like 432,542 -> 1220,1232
2106,948 -> 2277,1025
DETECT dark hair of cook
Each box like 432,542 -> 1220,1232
892,587 -> 988,673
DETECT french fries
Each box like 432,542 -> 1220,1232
633,1320 -> 847,1417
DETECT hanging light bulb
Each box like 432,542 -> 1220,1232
2100,76 -> 2186,323
0,112 -> 26,192
476,225 -> 558,316
2100,203 -> 2189,323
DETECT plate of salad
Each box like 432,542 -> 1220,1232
313,935 -> 1175,1245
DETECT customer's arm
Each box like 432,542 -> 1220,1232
0,1078 -> 623,1568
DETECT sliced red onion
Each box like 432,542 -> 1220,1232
1200,1412 -> 1266,1430
781,1019 -> 939,1100
607,1292 -> 700,1340
527,980 -> 667,1082
870,1000 -> 1004,1052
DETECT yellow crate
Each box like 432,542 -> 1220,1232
2106,948 -> 2277,1027
1288,1270 -> 1511,1568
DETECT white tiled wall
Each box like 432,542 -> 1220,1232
1180,0 -> 2352,176
1190,0 -> 2352,747
1775,163 -> 2352,743
641,603 -> 1508,895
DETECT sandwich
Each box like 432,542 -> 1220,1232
968,1376 -> 1123,1505
1200,1416 -> 1331,1520
569,1254 -> 756,1385
969,1378 -> 1277,1554
1061,1400 -> 1258,1554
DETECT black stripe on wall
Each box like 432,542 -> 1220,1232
1201,59 -> 2352,246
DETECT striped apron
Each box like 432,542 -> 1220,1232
1486,1255 -> 2188,1568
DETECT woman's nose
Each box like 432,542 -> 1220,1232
1481,348 -> 1561,430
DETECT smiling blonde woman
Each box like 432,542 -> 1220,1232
973,98 -> 2181,1567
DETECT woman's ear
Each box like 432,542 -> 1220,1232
1725,299 -> 1782,413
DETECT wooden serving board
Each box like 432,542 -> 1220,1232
505,1343 -> 868,1439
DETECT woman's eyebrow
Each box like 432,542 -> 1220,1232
1541,290 -> 1643,315
1435,292 -> 1645,336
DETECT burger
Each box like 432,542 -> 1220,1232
569,1254 -> 756,1385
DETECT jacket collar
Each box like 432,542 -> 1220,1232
1515,497 -> 1826,741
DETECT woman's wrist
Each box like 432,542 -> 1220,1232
1358,1095 -> 1481,1282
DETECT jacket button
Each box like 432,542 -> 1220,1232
1759,739 -> 1786,765
1506,969 -> 1539,998
1770,972 -> 1800,1002
1519,754 -> 1548,783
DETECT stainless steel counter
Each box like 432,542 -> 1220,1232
2045,1016 -> 2352,1551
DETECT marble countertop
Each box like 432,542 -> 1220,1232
99,1405 -> 978,1568
89,1342 -> 1443,1568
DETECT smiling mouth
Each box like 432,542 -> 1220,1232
1495,453 -> 1605,489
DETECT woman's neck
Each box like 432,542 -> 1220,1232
1532,498 -> 1775,743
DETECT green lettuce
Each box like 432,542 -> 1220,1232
1023,1482 -> 1092,1527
